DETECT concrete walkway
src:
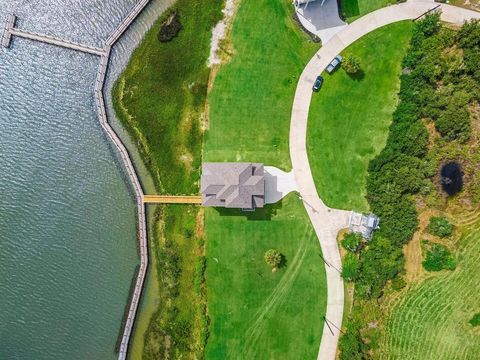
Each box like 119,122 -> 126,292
264,166 -> 298,204
289,2 -> 480,360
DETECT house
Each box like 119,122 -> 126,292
349,212 -> 380,240
201,162 -> 265,210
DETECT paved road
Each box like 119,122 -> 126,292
289,2 -> 480,359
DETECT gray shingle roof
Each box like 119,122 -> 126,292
201,162 -> 265,209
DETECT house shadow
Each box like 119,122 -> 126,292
214,199 -> 283,221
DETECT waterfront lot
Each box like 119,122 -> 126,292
204,0 -> 318,170
204,0 -> 327,358
307,21 -> 413,211
205,196 -> 327,359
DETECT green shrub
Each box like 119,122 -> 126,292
435,93 -> 471,142
416,12 -> 441,37
427,216 -> 453,238
264,249 -> 283,270
342,233 -> 362,252
469,313 -> 480,327
357,235 -> 404,298
343,54 -> 361,74
158,11 -> 183,42
391,276 -> 406,291
422,242 -> 456,271
339,319 -> 368,360
342,253 -> 360,281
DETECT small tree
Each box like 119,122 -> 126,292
342,253 -> 360,281
422,242 -> 456,272
427,216 -> 453,238
343,54 -> 361,74
469,313 -> 480,327
341,233 -> 362,253
264,249 -> 282,272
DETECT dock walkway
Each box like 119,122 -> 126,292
3,1 -> 153,360
143,195 -> 203,204
2,14 -> 105,55
9,28 -> 106,55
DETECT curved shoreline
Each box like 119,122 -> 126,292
92,1 -> 152,359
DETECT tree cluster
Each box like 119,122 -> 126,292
339,16 -> 480,359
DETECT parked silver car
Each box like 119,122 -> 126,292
326,55 -> 343,74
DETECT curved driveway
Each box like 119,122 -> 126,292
289,2 -> 480,359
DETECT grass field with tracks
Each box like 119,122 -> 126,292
381,216 -> 480,359
205,0 -> 326,358
205,0 -> 318,170
307,22 -> 413,211
205,196 -> 327,359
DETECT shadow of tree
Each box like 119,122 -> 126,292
278,253 -> 288,269
347,68 -> 365,81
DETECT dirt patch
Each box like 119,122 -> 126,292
196,208 -> 205,244
208,0 -> 238,67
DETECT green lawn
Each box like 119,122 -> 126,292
381,219 -> 480,359
205,0 -> 318,169
339,0 -> 396,23
205,195 -> 327,359
204,0 -> 326,358
307,21 -> 413,212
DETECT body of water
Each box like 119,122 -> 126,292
0,1 -> 168,358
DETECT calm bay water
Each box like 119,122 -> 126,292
0,1 -> 168,358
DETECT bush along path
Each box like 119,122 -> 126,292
290,2 -> 480,360
342,14 -> 480,360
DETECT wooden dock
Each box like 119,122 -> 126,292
96,1 -> 153,360
143,195 -> 203,204
2,14 -> 105,55
3,2 -> 175,359
1,14 -> 15,48
9,28 -> 106,55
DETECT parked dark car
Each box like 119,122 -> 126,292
326,55 -> 343,74
312,76 -> 323,92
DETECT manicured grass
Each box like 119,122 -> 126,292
113,0 -> 223,194
205,195 -> 327,359
307,22 -> 413,211
339,0 -> 396,23
204,1 -> 326,358
204,0 -> 318,169
381,220 -> 480,359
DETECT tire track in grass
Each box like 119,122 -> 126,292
382,223 -> 480,359
238,227 -> 310,359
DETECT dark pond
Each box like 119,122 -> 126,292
440,162 -> 463,195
